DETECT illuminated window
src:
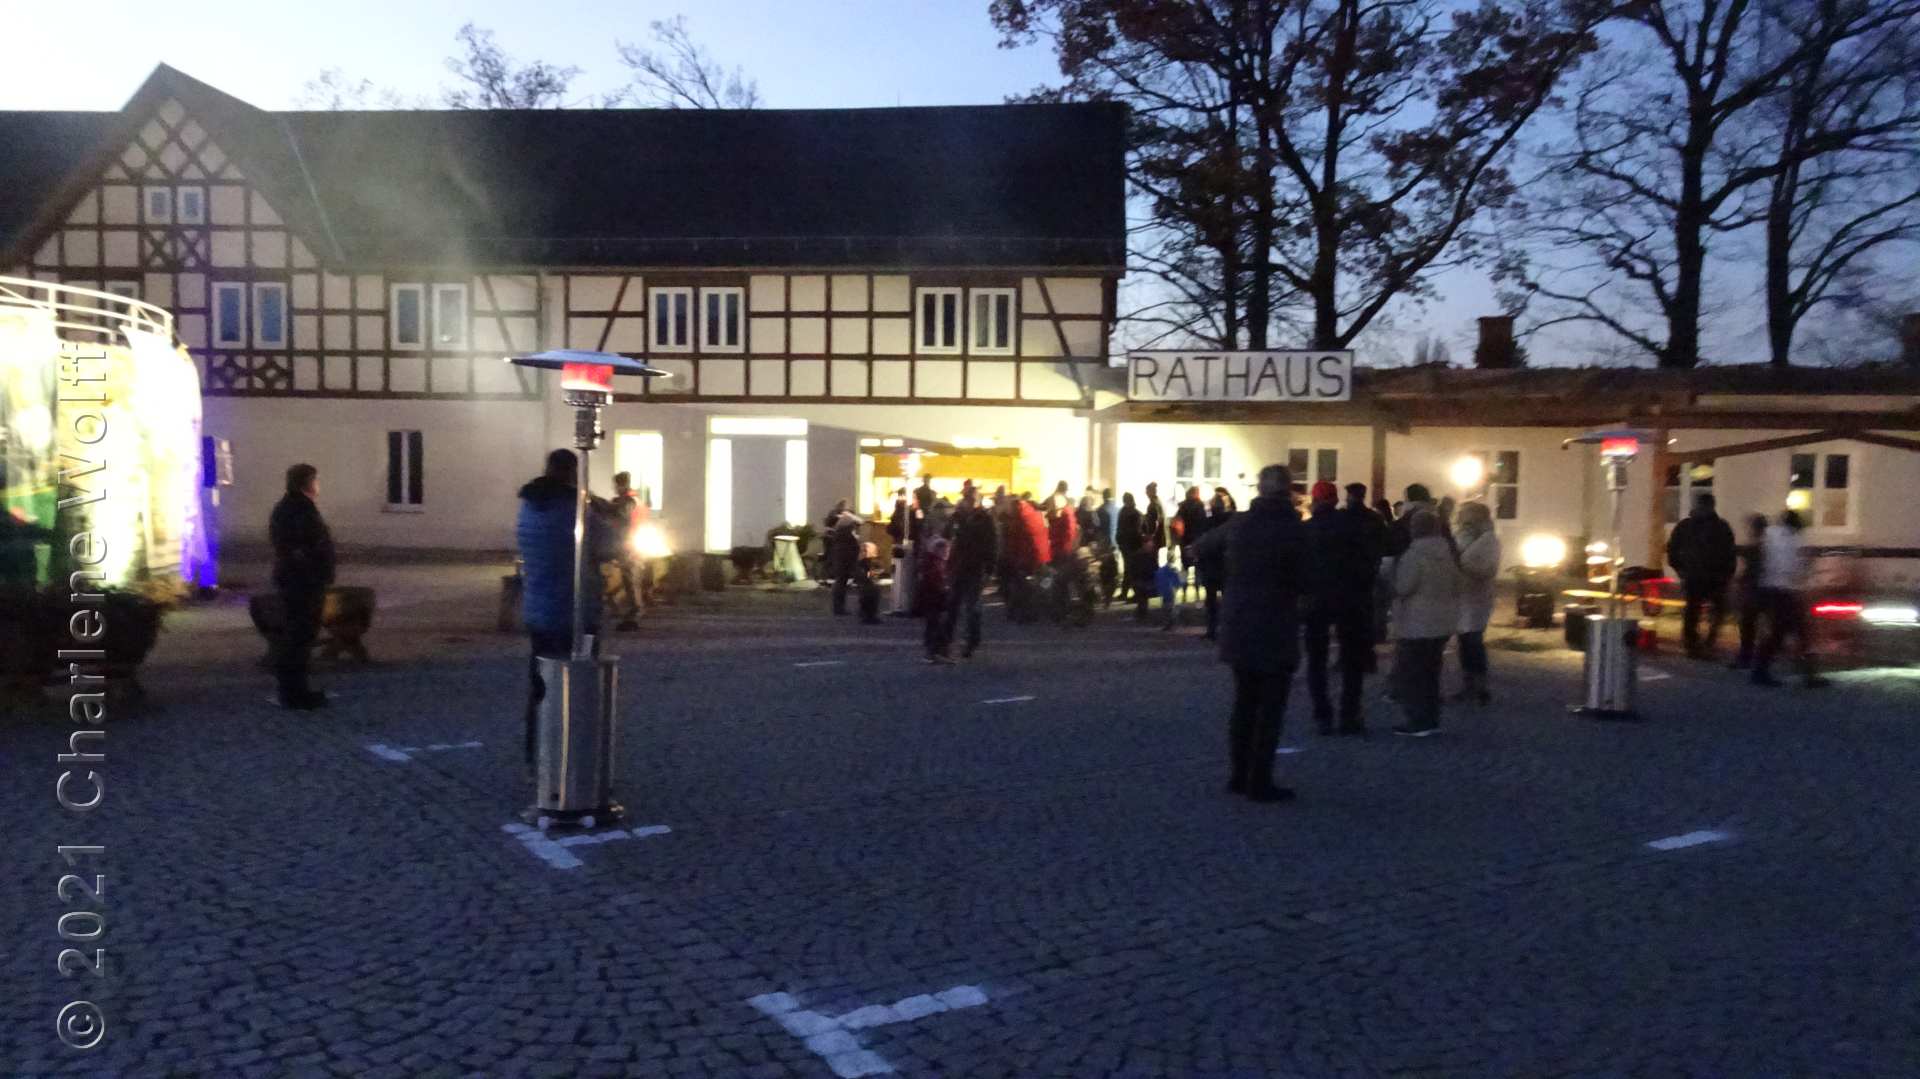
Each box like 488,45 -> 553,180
969,288 -> 1014,355
1285,447 -> 1340,498
613,431 -> 665,513
650,287 -> 693,352
705,437 -> 732,552
212,282 -> 245,347
1662,461 -> 1715,523
252,282 -> 287,348
1460,449 -> 1520,519
915,287 -> 961,354
1789,451 -> 1851,529
390,284 -> 425,349
1176,446 -> 1225,494
432,283 -> 468,348
700,287 -> 744,352
385,430 -> 424,510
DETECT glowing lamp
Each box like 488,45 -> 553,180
1861,605 -> 1918,625
1520,533 -> 1568,570
1600,436 -> 1639,460
631,523 -> 672,560
1449,455 -> 1485,490
1785,489 -> 1812,512
560,362 -> 614,394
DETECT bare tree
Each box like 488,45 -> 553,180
1755,0 -> 1920,366
293,69 -> 413,110
442,22 -> 586,109
1516,0 -> 1920,368
997,0 -> 1598,352
615,16 -> 763,109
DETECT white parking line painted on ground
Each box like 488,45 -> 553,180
502,821 -> 673,869
749,984 -> 992,1078
364,740 -> 483,763
1640,670 -> 1673,682
1275,746 -> 1306,755
794,660 -> 849,668
980,696 -> 1036,705
1646,829 -> 1732,851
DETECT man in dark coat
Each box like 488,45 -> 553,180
823,500 -> 864,616
1302,481 -> 1379,735
1194,464 -> 1306,802
1136,482 -> 1168,620
1666,492 -> 1738,658
1114,492 -> 1143,603
944,484 -> 998,658
269,463 -> 335,710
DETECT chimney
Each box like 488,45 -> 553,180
1902,312 -> 1920,367
1473,315 -> 1521,369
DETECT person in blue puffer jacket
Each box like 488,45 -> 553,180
516,448 -> 617,770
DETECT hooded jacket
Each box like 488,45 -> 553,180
516,475 -> 614,637
1668,510 -> 1737,585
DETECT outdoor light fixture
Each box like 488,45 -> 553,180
1861,605 -> 1919,625
631,523 -> 672,560
505,348 -> 666,830
1449,454 -> 1485,490
1561,427 -> 1659,719
1520,533 -> 1568,570
1785,489 -> 1812,512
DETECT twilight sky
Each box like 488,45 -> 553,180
0,0 -> 1712,367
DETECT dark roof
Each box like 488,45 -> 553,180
0,112 -> 116,250
3,65 -> 1128,271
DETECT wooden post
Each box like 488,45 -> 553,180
1645,427 -> 1670,571
1370,423 -> 1388,502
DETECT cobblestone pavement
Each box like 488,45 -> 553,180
6,569 -> 1920,1077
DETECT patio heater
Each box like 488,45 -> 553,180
507,349 -> 666,828
1562,428 -> 1654,720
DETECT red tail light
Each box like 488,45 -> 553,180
1811,602 -> 1864,619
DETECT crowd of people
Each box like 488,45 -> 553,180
1664,493 -> 1830,688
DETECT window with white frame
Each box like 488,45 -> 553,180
252,282 -> 287,349
386,430 -> 424,510
175,187 -> 205,224
144,187 -> 172,224
650,287 -> 693,352
699,287 -> 744,352
1662,461 -> 1715,523
915,287 -> 961,354
432,283 -> 468,348
1463,449 -> 1521,520
969,288 -> 1015,354
1789,451 -> 1851,529
212,282 -> 245,347
390,283 -> 425,349
1176,446 -> 1225,494
1286,447 -> 1341,498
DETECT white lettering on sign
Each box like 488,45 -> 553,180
1126,351 -> 1354,403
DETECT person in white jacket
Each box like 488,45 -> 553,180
1451,502 -> 1502,704
1392,510 -> 1463,736
1752,509 -> 1829,688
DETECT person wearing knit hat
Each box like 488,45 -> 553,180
1302,476 -> 1379,734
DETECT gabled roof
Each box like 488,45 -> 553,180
2,64 -> 1128,271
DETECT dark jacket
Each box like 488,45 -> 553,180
1195,509 -> 1234,585
1386,499 -> 1437,558
1668,512 -> 1737,585
1174,497 -> 1209,548
1141,500 -> 1167,550
824,512 -> 862,576
1303,502 -> 1377,611
949,505 -> 998,578
1203,495 -> 1305,673
270,492 -> 335,595
515,475 -> 614,637
1115,506 -> 1143,553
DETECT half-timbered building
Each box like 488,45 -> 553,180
2,65 -> 1125,554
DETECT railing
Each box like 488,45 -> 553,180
0,275 -> 175,345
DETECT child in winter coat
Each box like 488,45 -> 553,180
1154,547 -> 1183,631
919,537 -> 953,662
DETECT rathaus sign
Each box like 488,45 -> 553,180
1126,351 -> 1355,402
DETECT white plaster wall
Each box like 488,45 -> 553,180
203,396 -> 551,551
